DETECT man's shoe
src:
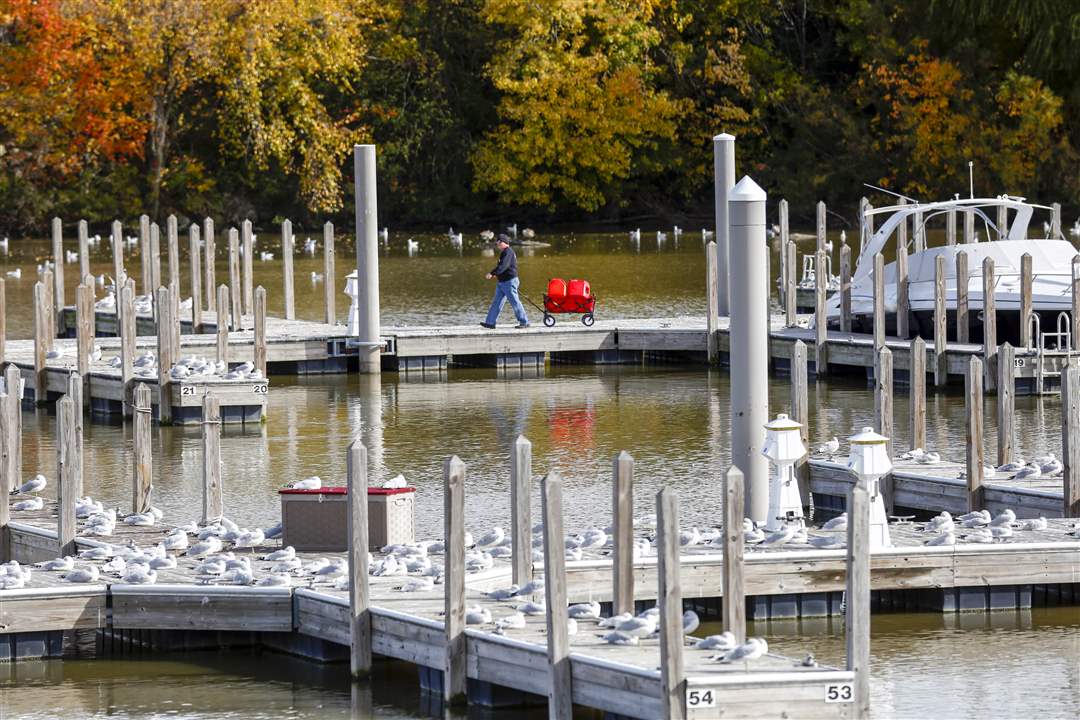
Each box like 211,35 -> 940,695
480,322 -> 496,329
515,323 -> 530,329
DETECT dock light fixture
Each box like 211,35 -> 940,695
761,413 -> 807,532
846,427 -> 893,550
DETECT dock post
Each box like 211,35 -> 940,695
150,222 -> 162,318
1063,361 -> 1080,517
51,217 -> 65,324
840,243 -> 852,333
132,383 -> 152,513
324,222 -> 336,325
443,455 -> 467,705
859,198 -> 872,255
167,215 -> 180,300
728,175 -> 769,523
873,253 -> 885,351
791,341 -> 810,504
189,224 -> 202,333
540,470 -> 573,720
846,458 -> 871,718
78,219 -> 90,285
66,372 -> 83,496
120,280 -> 135,417
76,284 -> 93,409
156,287 -> 174,425
997,202 -> 1008,239
32,282 -> 47,403
1,365 -> 23,492
778,200 -> 789,309
204,218 -> 216,314
874,347 -> 893,462
242,220 -> 254,316
0,380 -> 8,558
934,255 -> 947,387
713,133 -> 735,316
657,487 -> 686,720
815,249 -> 828,374
1072,257 -> 1080,348
1020,253 -> 1033,349
347,439 -> 372,676
0,279 -> 5,365
997,343 -> 1015,466
139,214 -> 151,300
946,209 -> 956,246
111,219 -> 125,290
956,251 -> 969,344
706,241 -> 718,360
784,241 -> 796,327
1052,203 -> 1062,238
897,197 -> 908,247
816,200 -> 826,254
910,337 -> 926,452
913,209 -> 926,253
228,228 -> 242,331
254,287 -> 267,379
354,145 -> 383,374
896,245 -> 909,339
965,356 -> 985,512
43,269 -> 55,344
963,207 -> 975,244
216,285 -> 229,365
56,395 -> 78,557
722,466 -> 746,642
281,219 -> 295,320
983,257 -> 997,391
510,435 -> 533,587
612,450 -> 635,615
202,394 -> 223,523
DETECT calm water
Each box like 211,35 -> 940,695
2,230 -> 1078,718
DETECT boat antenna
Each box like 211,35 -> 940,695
861,183 -> 919,204
967,161 -> 974,199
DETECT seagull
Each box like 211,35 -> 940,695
310,272 -> 324,283
1013,464 -> 1042,481
629,229 -> 641,242
1040,454 -> 1063,477
923,512 -> 953,532
233,528 -> 265,548
124,511 -> 156,527
263,546 -> 296,562
5,268 -> 21,279
517,601 -> 546,616
989,525 -> 1013,540
762,525 -> 799,547
817,437 -> 840,456
149,555 -> 177,570
184,536 -> 224,558
79,546 -> 114,560
809,534 -> 846,549
744,526 -> 765,544
465,606 -> 492,625
599,612 -> 633,629
494,611 -> 527,633
1020,517 -> 1048,531
121,565 -> 157,584
962,529 -> 995,544
989,509 -> 1016,527
925,531 -> 956,546
614,615 -> 657,637
399,576 -> 436,593
12,474 -> 47,495
37,556 -> 75,571
259,251 -> 274,261
257,574 -> 292,587
63,565 -> 100,583
475,527 -> 505,550
679,527 -> 703,547
694,632 -> 736,651
682,610 -> 700,634
379,227 -> 389,242
382,474 -> 407,489
12,496 -> 44,511
287,476 -> 321,490
916,451 -> 941,464
602,630 -> 639,646
715,638 -> 768,669
821,513 -> 847,531
568,601 -> 601,620
959,510 -> 991,527
514,578 -> 544,596
406,239 -> 419,256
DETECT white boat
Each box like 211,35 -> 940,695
824,196 -> 1077,347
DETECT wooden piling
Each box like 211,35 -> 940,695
934,255 -> 947,387
65,372 -> 83,496
897,197 -> 908,247
150,222 -> 162,313
347,439 -> 372,676
204,218 -> 216,314
254,286 -> 267,378
139,214 -> 151,299
76,284 -> 93,407
956,251 -> 969,344
324,222 -> 336,325
656,487 -> 686,720
282,219 -> 295,320
910,337 -> 926,452
859,198 -> 873,254
896,245 -> 909,339
785,241 -> 796,327
1062,361 -> 1080,518
51,217 -> 65,322
983,256 -> 997,391
242,219 -> 254,316
612,450 -> 635,616
540,470 -> 573,720
873,253 -> 885,351
189,224 -> 202,333
791,340 -> 810,504
216,285 -> 229,365
706,241 -> 718,358
1072,257 -> 1080,349
120,280 -> 135,417
946,209 -> 956,246
965,356 -> 985,512
202,394 -> 223,523
815,249 -> 828,375
78,219 -> 90,284
32,282 -> 46,403
1,365 -> 23,494
997,202 -> 1008,239
56,395 -> 78,557
443,455 -> 467,705
111,219 -> 125,290
1052,202 -> 1062,239
997,343 -> 1015,467
228,228 -> 242,331
722,466 -> 745,643
157,287 -> 174,425
1020,253 -> 1033,349
816,200 -> 826,254
913,209 -> 925,253
963,208 -> 975,244
778,202 -> 788,307
510,434 -> 532,587
167,215 -> 179,297
0,278 -> 5,364
874,346 -> 893,460
132,383 -> 153,514
42,269 -> 55,346
840,243 -> 852,333
846,463 -> 871,718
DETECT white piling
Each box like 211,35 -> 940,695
713,133 -> 735,317
354,145 -> 382,374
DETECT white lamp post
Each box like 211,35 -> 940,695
761,413 -> 807,531
846,427 -> 893,550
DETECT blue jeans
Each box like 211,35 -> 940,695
485,277 -> 529,326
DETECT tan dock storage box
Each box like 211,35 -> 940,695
279,486 -> 415,552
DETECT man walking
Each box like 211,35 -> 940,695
482,234 -> 529,329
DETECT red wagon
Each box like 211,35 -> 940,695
540,278 -> 596,326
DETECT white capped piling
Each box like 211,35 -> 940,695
840,242 -> 852,333
1072,256 -> 1080,347
150,222 -> 161,313
1020,253 -> 1033,349
791,340 -> 810,502
845,455 -> 871,718
32,281 -> 46,402
612,450 -> 635,616
816,200 -> 826,253
983,256 -> 997,390
706,241 -> 718,360
120,280 -> 135,417
65,372 -> 83,496
997,343 -> 1015,467
167,215 -> 179,297
815,248 -> 828,373
946,209 -> 956,246
963,208 -> 975,244
784,240 -> 797,326
728,175 -> 769,523
1062,361 -> 1080,518
324,221 -> 336,325
874,347 -> 893,460
443,455 -> 467,705
254,286 -> 267,378
966,356 -> 985,512
51,217 -> 65,320
956,251 -> 969,344
132,383 -> 152,514
540,470 -> 573,720
354,145 -> 382,374
873,253 -> 885,351
1052,202 -> 1062,239
934,255 -> 947,387
282,220 -> 295,320
56,395 -> 78,557
42,269 -> 55,345
111,219 -> 125,290
896,245 -> 909,339
347,439 -> 372,676
156,287 -> 174,425
202,393 -> 222,523
910,337 -> 926,452
656,487 -> 686,720
510,434 -> 532,587
203,217 -> 216,314
722,466 -> 746,642
76,283 -> 94,408
713,134 -> 735,316
78,219 -> 90,284
216,285 -> 229,365
139,214 -> 151,298
242,219 -> 254,315
189,224 -> 203,333
228,228 -> 242,331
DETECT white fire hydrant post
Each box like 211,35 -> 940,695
761,413 -> 807,531
846,427 -> 893,550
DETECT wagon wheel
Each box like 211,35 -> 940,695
582,313 -> 595,327
543,313 -> 556,327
